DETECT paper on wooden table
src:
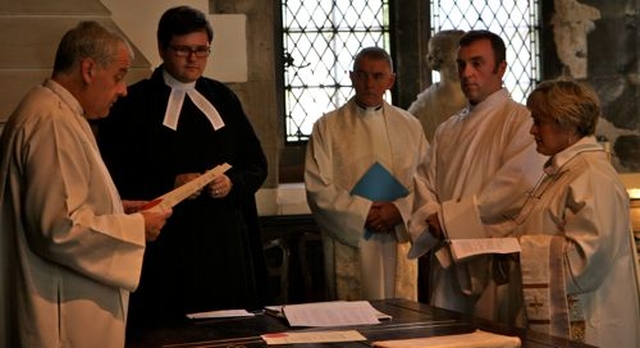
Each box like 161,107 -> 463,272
186,309 -> 254,319
261,330 -> 366,345
372,329 -> 521,348
282,300 -> 388,327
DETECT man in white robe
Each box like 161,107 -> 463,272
305,47 -> 429,301
0,21 -> 171,347
409,30 -> 546,323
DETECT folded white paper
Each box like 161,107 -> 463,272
140,163 -> 231,212
372,329 -> 521,348
186,309 -> 254,319
261,330 -> 366,345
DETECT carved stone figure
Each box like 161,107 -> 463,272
551,0 -> 600,79
408,30 -> 467,141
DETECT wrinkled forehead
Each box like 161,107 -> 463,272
354,56 -> 392,72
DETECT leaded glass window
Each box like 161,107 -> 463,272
281,1 -> 540,143
430,0 -> 540,104
282,0 -> 390,142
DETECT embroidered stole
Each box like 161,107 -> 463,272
520,235 -> 585,342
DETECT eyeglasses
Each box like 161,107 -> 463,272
169,45 -> 211,58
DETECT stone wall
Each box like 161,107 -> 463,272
541,0 -> 640,173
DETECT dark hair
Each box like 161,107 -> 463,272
53,21 -> 131,74
157,6 -> 214,50
353,47 -> 394,72
458,30 -> 506,70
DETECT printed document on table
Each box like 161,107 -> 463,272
281,300 -> 388,327
449,238 -> 521,262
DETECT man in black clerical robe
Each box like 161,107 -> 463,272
97,5 -> 268,336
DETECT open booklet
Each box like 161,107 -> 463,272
139,162 -> 231,213
448,237 -> 521,262
265,300 -> 391,327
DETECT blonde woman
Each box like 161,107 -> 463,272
515,79 -> 640,347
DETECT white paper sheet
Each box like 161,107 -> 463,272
261,330 -> 366,345
372,329 -> 521,348
281,300 -> 388,327
186,309 -> 254,319
140,162 -> 231,212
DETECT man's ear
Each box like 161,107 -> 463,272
496,60 -> 507,78
387,72 -> 397,90
80,58 -> 95,84
158,43 -> 167,61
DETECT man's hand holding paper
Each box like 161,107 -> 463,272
206,173 -> 233,198
175,173 -> 204,199
140,209 -> 172,241
122,200 -> 172,241
141,163 -> 232,213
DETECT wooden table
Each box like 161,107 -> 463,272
128,298 -> 595,347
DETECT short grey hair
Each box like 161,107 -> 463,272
53,21 -> 132,74
353,47 -> 394,72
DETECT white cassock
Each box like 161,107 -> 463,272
515,136 -> 640,348
0,79 -> 146,348
410,89 -> 546,323
305,97 -> 429,301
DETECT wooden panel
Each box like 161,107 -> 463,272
0,18 -> 150,69
0,0 -> 108,14
259,214 -> 327,304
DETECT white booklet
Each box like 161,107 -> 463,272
448,238 -> 521,262
269,300 -> 391,327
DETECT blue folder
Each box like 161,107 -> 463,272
351,162 -> 409,239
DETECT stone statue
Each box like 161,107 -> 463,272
551,0 -> 600,79
408,30 -> 467,141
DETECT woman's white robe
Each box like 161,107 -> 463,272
515,136 -> 640,347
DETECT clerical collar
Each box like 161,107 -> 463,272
355,100 -> 383,112
162,70 -> 225,131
